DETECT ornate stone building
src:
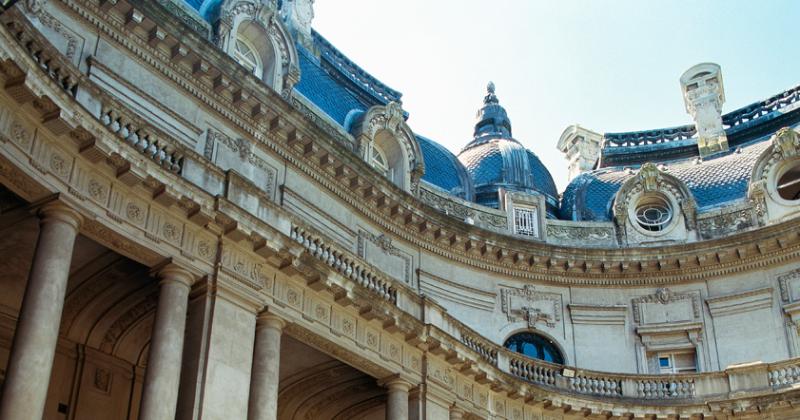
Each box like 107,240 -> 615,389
1,0 -> 800,419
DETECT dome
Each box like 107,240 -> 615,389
457,83 -> 558,214
416,135 -> 474,200
559,135 -> 777,221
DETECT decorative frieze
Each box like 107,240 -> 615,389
545,220 -> 616,247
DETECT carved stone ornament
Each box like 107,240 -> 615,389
613,162 -> 697,234
778,268 -> 800,303
631,288 -> 701,324
500,285 -> 562,329
351,103 -> 425,193
216,0 -> 300,96
774,127 -> 800,160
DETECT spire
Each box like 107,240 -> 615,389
472,81 -> 513,141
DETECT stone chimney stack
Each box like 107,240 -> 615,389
680,63 -> 727,157
558,125 -> 602,182
281,0 -> 315,47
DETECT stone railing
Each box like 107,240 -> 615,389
460,332 -> 498,366
425,299 -> 799,404
603,125 -> 697,148
768,358 -> 800,387
507,354 -> 557,386
418,185 -> 508,232
568,373 -> 623,397
634,377 -> 695,399
4,18 -> 81,99
290,225 -> 398,305
724,84 -> 800,129
99,106 -> 183,173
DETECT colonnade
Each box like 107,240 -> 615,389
0,200 -> 459,420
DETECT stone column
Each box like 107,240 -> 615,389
384,378 -> 412,420
0,201 -> 82,420
449,406 -> 465,420
139,264 -> 195,420
248,313 -> 286,420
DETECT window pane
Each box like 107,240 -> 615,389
503,332 -> 563,364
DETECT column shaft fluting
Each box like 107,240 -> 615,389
0,202 -> 82,420
248,314 -> 285,420
139,266 -> 194,420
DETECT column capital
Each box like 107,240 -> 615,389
38,200 -> 83,232
152,262 -> 197,288
379,374 -> 414,392
255,312 -> 286,331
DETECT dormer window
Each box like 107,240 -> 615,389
371,146 -> 391,181
234,36 -> 262,76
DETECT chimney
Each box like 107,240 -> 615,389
680,63 -> 727,157
558,125 -> 602,182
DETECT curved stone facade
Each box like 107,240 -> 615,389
0,1 -> 799,419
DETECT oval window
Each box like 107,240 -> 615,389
635,196 -> 672,232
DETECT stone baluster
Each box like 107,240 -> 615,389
248,313 -> 286,420
0,201 -> 82,420
139,264 -> 196,420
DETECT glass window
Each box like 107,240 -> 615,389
371,146 -> 391,180
653,350 -> 697,374
513,206 -> 538,237
635,196 -> 672,232
234,36 -> 262,76
778,163 -> 800,200
503,332 -> 564,364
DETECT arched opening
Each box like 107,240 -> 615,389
504,332 -> 564,365
372,129 -> 407,190
234,21 -> 277,87
634,194 -> 673,232
777,161 -> 800,201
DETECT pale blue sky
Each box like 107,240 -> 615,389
314,1 -> 800,191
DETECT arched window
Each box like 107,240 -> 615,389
370,145 -> 392,181
233,35 -> 262,76
504,332 -> 564,364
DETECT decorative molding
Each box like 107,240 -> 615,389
631,288 -> 701,324
499,285 -> 561,329
568,304 -> 627,325
778,268 -> 800,303
706,287 -> 774,317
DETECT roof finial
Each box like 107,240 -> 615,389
484,81 -> 499,105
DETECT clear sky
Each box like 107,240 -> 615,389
313,1 -> 800,191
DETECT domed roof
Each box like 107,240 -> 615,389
457,83 -> 558,214
417,135 -> 473,199
559,136 -> 776,221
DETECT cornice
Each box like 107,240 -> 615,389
42,0 -> 800,286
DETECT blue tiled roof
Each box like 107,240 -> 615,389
458,138 -> 559,212
295,47 -> 367,125
560,135 -> 778,221
417,135 -> 471,196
